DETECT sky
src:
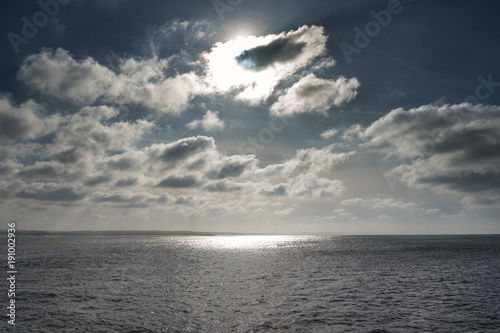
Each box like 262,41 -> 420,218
0,0 -> 499,234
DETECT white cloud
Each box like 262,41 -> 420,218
341,197 -> 418,210
320,129 -> 338,139
17,48 -> 207,114
259,144 -> 355,179
49,106 -> 154,165
270,74 -> 360,116
186,110 -> 225,132
291,173 -> 344,198
17,48 -> 114,103
342,124 -> 363,141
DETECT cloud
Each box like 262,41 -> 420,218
84,174 -> 112,187
16,24 -> 354,115
91,191 -> 168,207
145,19 -> 214,59
92,192 -> 145,204
107,152 -> 143,171
16,183 -> 86,202
16,162 -> 61,182
291,173 -> 344,198
49,106 -> 153,167
17,48 -> 206,114
259,144 -> 355,179
0,132 -> 356,229
320,129 -> 338,139
362,103 -> 500,206
259,184 -> 288,197
235,32 -> 307,71
0,142 -> 43,159
0,160 -> 22,176
323,197 -> 431,225
147,136 -> 215,169
251,144 -> 353,199
270,74 -> 360,116
158,175 -> 200,188
342,124 -> 363,142
341,197 -> 418,210
175,195 -> 196,206
115,178 -> 138,187
206,155 -> 257,180
17,48 -> 114,103
0,101 -> 154,208
186,110 -> 225,132
204,180 -> 243,193
0,95 -> 60,140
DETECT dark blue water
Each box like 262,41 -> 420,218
6,235 -> 500,332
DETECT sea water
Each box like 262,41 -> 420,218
8,235 -> 500,332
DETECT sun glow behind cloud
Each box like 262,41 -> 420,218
204,26 -> 327,103
205,34 -> 281,101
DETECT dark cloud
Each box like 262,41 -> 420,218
419,172 -> 500,193
150,193 -> 169,205
16,186 -> 85,202
204,181 -> 242,193
158,136 -> 214,164
158,175 -> 199,188
52,149 -> 81,165
108,157 -> 139,170
236,36 -> 307,72
206,155 -> 256,180
435,129 -> 500,163
0,160 -> 20,176
186,159 -> 207,171
0,96 -> 59,140
115,178 -> 138,187
175,195 -> 195,206
259,184 -> 288,196
208,162 -> 247,180
364,104 -> 500,204
17,164 -> 59,181
92,193 -> 145,204
0,112 -> 31,139
84,174 -> 112,186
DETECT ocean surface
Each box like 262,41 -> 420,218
7,234 -> 500,332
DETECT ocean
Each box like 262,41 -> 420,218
7,234 -> 500,332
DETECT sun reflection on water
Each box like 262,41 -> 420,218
177,235 -> 313,250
